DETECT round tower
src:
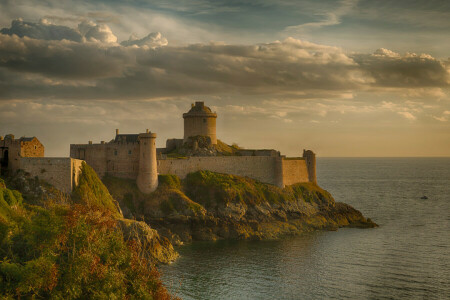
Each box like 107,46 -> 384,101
303,149 -> 317,185
137,131 -> 158,193
183,102 -> 217,144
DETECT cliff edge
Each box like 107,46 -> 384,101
105,171 -> 377,245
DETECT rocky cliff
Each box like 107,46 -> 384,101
105,171 -> 377,246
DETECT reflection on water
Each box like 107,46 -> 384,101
161,158 -> 450,299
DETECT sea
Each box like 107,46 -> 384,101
160,158 -> 450,299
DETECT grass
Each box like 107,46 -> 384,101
72,162 -> 122,218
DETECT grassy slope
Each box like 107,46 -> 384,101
72,162 -> 122,218
105,170 -> 376,242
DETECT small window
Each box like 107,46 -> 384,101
114,150 -> 118,156
128,150 -> 132,155
34,145 -> 37,150
203,118 -> 206,123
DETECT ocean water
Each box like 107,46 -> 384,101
160,158 -> 450,299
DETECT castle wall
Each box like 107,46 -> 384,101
158,156 -> 280,186
19,157 -> 83,193
281,158 -> 309,186
70,143 -> 139,179
236,149 -> 279,157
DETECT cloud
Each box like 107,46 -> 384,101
0,18 -> 449,102
0,18 -> 83,42
78,20 -> 117,43
352,49 -> 450,88
284,0 -> 358,33
121,32 -> 168,48
1,19 -> 118,44
397,111 -> 416,120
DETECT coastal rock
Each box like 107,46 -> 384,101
105,171 -> 378,244
118,218 -> 179,264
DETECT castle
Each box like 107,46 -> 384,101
70,102 -> 316,192
1,102 -> 316,193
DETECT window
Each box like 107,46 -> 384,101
128,150 -> 132,155
114,150 -> 118,156
203,118 -> 206,123
34,145 -> 37,150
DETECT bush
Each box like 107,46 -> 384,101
0,203 -> 171,299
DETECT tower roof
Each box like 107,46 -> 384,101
183,101 -> 217,118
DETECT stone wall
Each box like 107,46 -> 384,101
20,138 -> 44,158
236,149 -> 280,157
19,157 -> 84,193
158,156 -> 282,186
1,137 -> 44,172
71,143 -> 140,179
281,158 -> 309,186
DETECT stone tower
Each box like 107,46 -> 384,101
303,149 -> 317,185
183,101 -> 218,144
136,130 -> 158,193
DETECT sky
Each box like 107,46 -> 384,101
0,0 -> 449,157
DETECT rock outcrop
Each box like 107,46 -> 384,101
105,171 -> 377,246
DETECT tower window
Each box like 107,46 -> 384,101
114,150 -> 118,156
34,145 -> 37,150
203,118 -> 206,123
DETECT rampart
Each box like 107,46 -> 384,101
281,158 -> 309,186
157,156 -> 309,188
19,157 -> 84,193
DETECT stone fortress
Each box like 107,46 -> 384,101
1,102 -> 316,193
70,102 -> 317,193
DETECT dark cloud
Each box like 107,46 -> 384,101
0,19 -> 83,42
0,19 -> 118,43
0,20 -> 448,101
353,48 -> 450,88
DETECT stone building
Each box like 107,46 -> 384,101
70,102 -> 317,193
0,134 -> 44,172
0,134 -> 83,193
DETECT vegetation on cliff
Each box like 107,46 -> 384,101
104,170 -> 377,245
0,168 -> 176,299
72,162 -> 123,218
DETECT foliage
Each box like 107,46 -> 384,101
103,175 -> 205,218
0,182 -> 173,299
72,162 -> 122,218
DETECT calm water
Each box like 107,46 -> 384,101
161,158 -> 450,299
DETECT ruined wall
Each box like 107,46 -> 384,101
19,157 -> 84,193
281,158 -> 309,186
158,156 -> 281,186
